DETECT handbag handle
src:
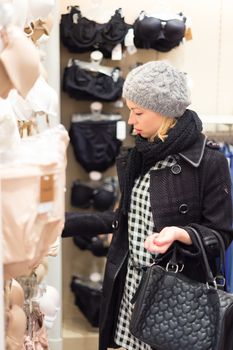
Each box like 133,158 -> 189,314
186,227 -> 216,287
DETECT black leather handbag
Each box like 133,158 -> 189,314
129,227 -> 233,350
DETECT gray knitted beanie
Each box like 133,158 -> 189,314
122,61 -> 191,118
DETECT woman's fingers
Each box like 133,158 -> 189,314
144,228 -> 176,253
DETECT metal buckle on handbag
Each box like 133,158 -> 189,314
166,262 -> 184,273
214,275 -> 226,288
206,280 -> 218,290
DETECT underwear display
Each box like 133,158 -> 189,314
69,116 -> 122,172
71,176 -> 118,211
0,101 -> 21,153
0,59 -> 14,99
62,62 -> 124,102
7,76 -> 58,122
73,234 -> 109,257
9,279 -> 25,308
1,125 -> 69,279
70,275 -> 102,327
0,26 -> 40,98
60,6 -> 130,58
133,12 -> 186,52
62,211 -> 114,238
23,301 -> 49,350
25,76 -> 58,118
5,304 -> 27,349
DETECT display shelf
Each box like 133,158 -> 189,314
63,315 -> 98,350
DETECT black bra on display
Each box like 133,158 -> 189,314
71,177 -> 118,212
60,6 -> 131,58
71,276 -> 102,327
63,62 -> 124,102
133,12 -> 186,52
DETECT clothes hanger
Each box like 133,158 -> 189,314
16,273 -> 38,301
71,101 -> 122,122
67,50 -> 120,79
139,10 -> 186,22
17,118 -> 38,137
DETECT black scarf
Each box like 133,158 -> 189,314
121,109 -> 203,214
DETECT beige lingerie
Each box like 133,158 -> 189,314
1,125 -> 69,279
0,26 -> 40,98
6,304 -> 27,350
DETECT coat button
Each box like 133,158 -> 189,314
179,204 -> 189,214
171,164 -> 181,174
112,220 -> 119,229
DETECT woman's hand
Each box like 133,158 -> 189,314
144,226 -> 192,254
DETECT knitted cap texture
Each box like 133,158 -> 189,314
122,61 -> 191,118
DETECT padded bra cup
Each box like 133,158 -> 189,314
71,177 -> 117,211
133,16 -> 186,52
72,17 -> 100,48
101,11 -> 130,43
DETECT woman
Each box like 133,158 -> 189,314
98,61 -> 233,350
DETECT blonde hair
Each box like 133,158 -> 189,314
149,116 -> 177,142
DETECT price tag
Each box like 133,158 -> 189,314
38,174 -> 54,213
40,174 -> 54,203
116,120 -> 126,140
185,27 -> 193,41
111,43 -> 122,60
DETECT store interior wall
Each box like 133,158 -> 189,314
60,0 -> 233,347
60,0 -> 233,115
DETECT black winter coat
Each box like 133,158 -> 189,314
99,134 -> 233,350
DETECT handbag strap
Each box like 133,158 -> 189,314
186,227 -> 216,286
210,229 -> 226,287
210,229 -> 226,270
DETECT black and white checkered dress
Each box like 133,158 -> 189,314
114,155 -> 176,350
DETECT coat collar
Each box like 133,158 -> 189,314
178,133 -> 207,167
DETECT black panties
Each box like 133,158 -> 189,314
69,118 -> 122,172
